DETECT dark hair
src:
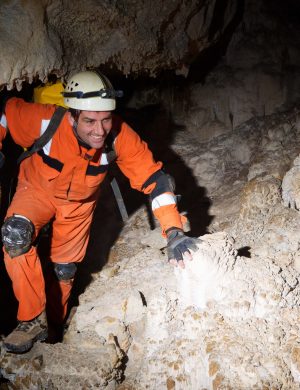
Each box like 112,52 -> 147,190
68,108 -> 80,122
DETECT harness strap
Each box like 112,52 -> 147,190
104,130 -> 129,222
17,106 -> 67,165
104,130 -> 117,161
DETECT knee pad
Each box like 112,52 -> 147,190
1,214 -> 35,258
54,262 -> 77,281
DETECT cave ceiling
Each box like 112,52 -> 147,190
0,0 -> 240,89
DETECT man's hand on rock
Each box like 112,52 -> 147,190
166,227 -> 201,269
282,166 -> 300,210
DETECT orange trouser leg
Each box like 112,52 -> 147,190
45,276 -> 74,324
4,180 -> 56,321
50,198 -> 97,263
4,247 -> 46,320
5,179 -> 97,323
45,197 -> 96,323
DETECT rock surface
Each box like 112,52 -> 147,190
0,341 -> 123,389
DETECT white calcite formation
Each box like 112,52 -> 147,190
282,155 -> 300,211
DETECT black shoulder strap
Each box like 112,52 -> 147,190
104,130 -> 118,163
17,106 -> 67,165
104,115 -> 123,162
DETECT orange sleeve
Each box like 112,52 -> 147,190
0,124 -> 7,150
153,204 -> 186,236
114,121 -> 163,191
115,120 -> 185,235
5,98 -> 55,148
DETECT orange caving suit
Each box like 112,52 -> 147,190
0,98 -> 183,323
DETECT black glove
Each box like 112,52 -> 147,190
166,227 -> 201,263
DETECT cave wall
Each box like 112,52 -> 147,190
178,0 -> 300,141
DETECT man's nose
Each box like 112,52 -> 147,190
94,121 -> 105,135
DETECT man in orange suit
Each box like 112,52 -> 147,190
0,70 -> 199,353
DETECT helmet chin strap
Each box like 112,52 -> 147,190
72,121 -> 84,143
73,121 -> 78,131
70,109 -> 84,143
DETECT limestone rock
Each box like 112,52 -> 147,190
0,0 -> 63,89
0,341 -> 123,389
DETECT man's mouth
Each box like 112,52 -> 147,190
90,134 -> 104,141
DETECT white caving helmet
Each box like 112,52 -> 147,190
62,70 -> 123,111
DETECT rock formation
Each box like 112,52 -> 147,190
0,0 -> 240,88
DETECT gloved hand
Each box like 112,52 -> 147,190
166,227 -> 201,269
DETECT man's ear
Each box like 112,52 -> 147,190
66,111 -> 75,126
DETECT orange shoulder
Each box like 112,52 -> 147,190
5,98 -> 56,148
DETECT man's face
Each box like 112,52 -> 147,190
69,110 -> 113,149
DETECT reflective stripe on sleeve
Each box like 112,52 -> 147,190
151,193 -> 176,210
0,114 -> 7,128
40,119 -> 52,155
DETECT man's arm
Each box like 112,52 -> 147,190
115,121 -> 200,268
0,112 -> 7,166
141,169 -> 201,269
141,169 -> 183,233
0,97 -> 55,149
114,121 -> 181,232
